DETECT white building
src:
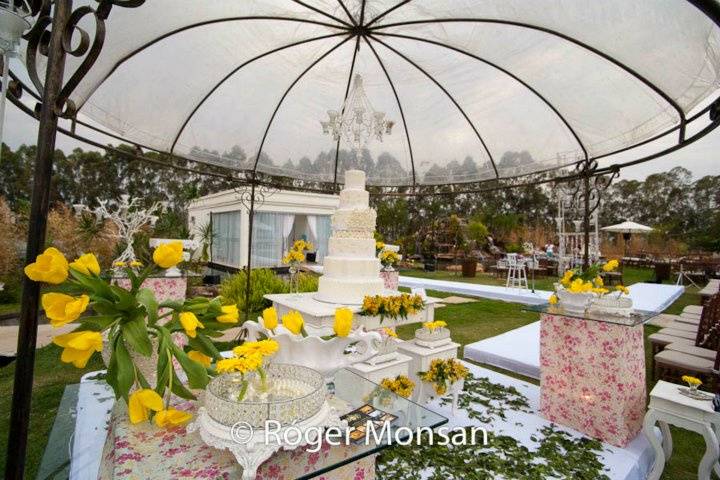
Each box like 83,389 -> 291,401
187,188 -> 338,270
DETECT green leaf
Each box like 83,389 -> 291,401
121,316 -> 153,357
169,368 -> 196,400
110,285 -> 138,311
171,343 -> 209,390
78,315 -> 117,332
112,337 -> 135,402
136,288 -> 159,325
188,333 -> 220,359
69,268 -> 114,299
158,300 -> 184,311
91,299 -> 120,316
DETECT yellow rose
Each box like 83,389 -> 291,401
187,350 -> 212,368
179,311 -> 204,338
217,304 -> 239,324
24,247 -> 69,284
42,292 -> 89,327
548,294 -> 558,305
69,253 -> 100,276
333,308 -> 353,337
603,259 -> 619,272
52,331 -> 103,368
282,310 -> 304,335
153,241 -> 184,269
262,307 -> 278,331
128,389 -> 164,424
154,408 -> 193,428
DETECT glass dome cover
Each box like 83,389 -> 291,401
15,0 -> 720,187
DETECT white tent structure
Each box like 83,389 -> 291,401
601,221 -> 655,235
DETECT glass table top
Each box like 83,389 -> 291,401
37,369 -> 448,479
524,303 -> 661,327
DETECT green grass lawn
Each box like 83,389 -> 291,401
0,303 -> 19,316
0,267 -> 706,479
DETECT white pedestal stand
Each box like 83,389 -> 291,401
643,380 -> 720,480
189,401 -> 345,480
397,340 -> 460,403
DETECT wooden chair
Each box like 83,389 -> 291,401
649,294 -> 720,356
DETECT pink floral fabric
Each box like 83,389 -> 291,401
114,277 -> 188,303
379,271 -> 399,290
99,401 -> 376,479
539,313 -> 646,448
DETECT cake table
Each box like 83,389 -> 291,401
529,305 -> 657,447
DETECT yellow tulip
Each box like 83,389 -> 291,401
69,253 -> 101,276
153,241 -> 184,269
42,292 -> 89,327
179,311 -> 204,338
549,294 -> 558,305
262,307 -> 278,331
282,310 -> 304,335
24,247 -> 69,284
333,308 -> 353,337
52,331 -> 102,368
154,408 -> 192,428
187,350 -> 212,368
128,388 -> 164,424
217,304 -> 239,324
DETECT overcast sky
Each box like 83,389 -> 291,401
4,100 -> 719,183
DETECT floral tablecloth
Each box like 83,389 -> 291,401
99,401 -> 376,479
379,271 -> 399,291
114,276 -> 188,303
539,313 -> 646,448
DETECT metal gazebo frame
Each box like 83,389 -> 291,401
4,0 -> 720,478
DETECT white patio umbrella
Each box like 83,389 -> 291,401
601,221 -> 654,256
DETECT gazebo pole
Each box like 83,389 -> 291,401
582,163 -> 591,269
5,0 -> 72,478
244,177 -> 256,323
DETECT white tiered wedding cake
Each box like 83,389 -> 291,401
316,170 -> 385,304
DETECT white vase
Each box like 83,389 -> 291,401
244,320 -> 381,382
556,288 -> 594,315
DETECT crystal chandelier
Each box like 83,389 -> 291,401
321,74 -> 394,152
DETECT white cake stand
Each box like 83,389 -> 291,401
188,401 -> 345,480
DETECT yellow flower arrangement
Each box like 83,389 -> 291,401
382,327 -> 398,338
548,294 -> 558,305
419,358 -> 468,396
24,247 -> 69,284
113,261 -> 126,268
130,260 -> 143,268
615,285 -> 630,295
380,375 -> 415,398
333,308 -> 353,337
152,241 -> 184,269
233,339 -> 279,358
603,259 -> 619,272
282,249 -> 305,265
682,375 -> 702,387
422,320 -> 447,331
293,239 -> 313,252
379,250 -> 400,268
359,293 -> 425,323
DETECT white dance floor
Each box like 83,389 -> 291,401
464,283 -> 684,379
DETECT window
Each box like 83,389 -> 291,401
211,211 -> 241,267
252,212 -> 284,267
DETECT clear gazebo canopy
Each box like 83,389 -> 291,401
28,0 -> 720,187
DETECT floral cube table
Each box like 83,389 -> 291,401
538,312 -> 646,447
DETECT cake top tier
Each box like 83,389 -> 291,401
343,170 -> 366,191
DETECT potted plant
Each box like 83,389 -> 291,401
549,259 -> 625,315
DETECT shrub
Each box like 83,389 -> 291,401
297,272 -> 319,292
220,269 -> 288,317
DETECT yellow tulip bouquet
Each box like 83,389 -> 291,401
360,293 -> 425,323
548,259 -> 628,305
418,358 -> 469,396
25,242 -> 240,425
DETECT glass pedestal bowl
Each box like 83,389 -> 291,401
204,363 -> 325,428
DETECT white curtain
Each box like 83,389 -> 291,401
306,215 -> 317,247
281,214 -> 295,252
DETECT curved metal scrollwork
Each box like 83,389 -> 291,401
23,0 -> 145,118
